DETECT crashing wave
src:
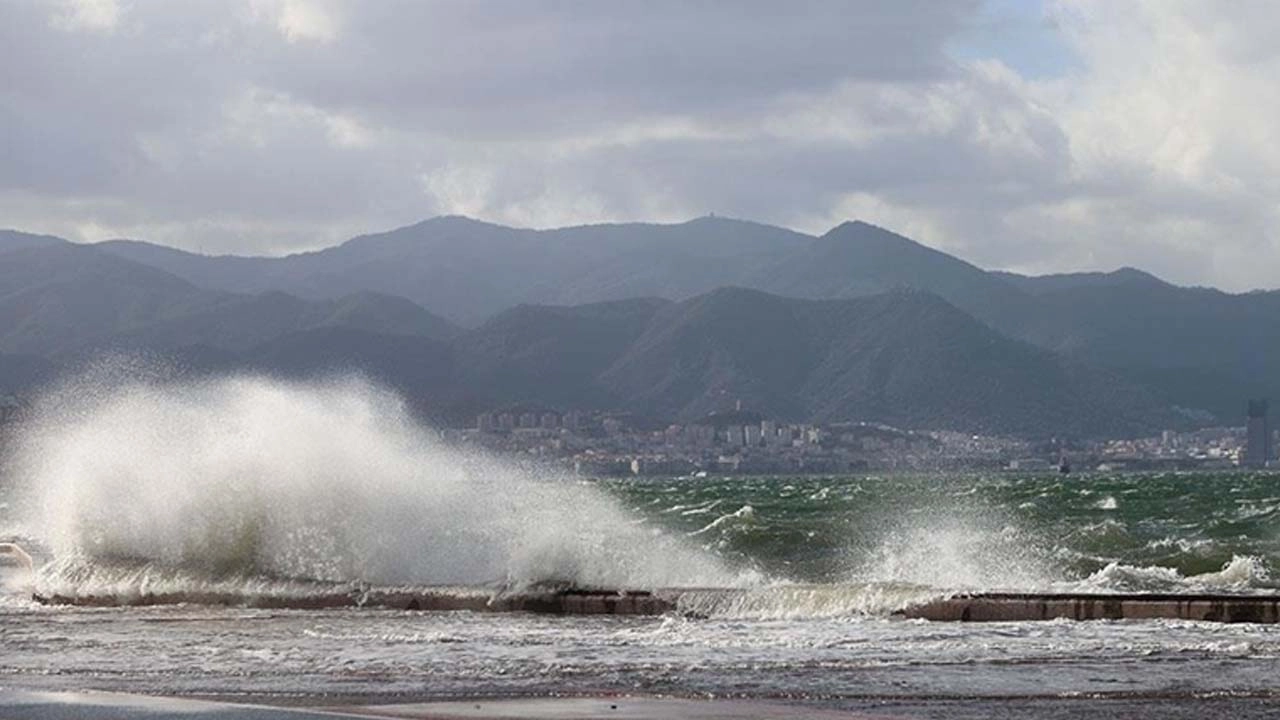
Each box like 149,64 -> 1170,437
9,373 -> 754,600
675,582 -> 947,620
1068,555 -> 1273,593
688,505 -> 756,537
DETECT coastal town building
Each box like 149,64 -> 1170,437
1245,399 -> 1273,468
460,405 -> 1269,477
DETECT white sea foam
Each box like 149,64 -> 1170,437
665,499 -> 722,516
1069,555 -> 1272,593
1144,536 -> 1214,555
9,372 -> 750,598
850,508 -> 1058,592
689,505 -> 756,537
0,542 -> 34,597
675,582 -> 947,620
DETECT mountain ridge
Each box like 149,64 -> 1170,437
5,217 -> 1276,428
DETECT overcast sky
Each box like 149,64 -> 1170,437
3,1 -> 1278,291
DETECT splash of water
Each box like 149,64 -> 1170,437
676,583 -> 948,620
0,542 -> 34,598
850,508 -> 1058,591
8,372 -> 747,597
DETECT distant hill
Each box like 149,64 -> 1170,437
455,297 -> 671,411
750,221 -> 1042,336
0,230 -> 68,255
0,244 -> 474,420
246,326 -> 464,421
0,245 -> 224,355
599,288 -> 1176,437
90,216 -> 1047,335
96,216 -> 810,325
95,238 -> 283,294
992,267 -> 1167,296
0,243 -> 458,357
449,287 -> 1178,437
8,217 -> 1278,428
1015,278 -> 1280,421
116,290 -> 460,353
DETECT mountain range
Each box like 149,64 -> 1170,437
0,217 -> 1274,437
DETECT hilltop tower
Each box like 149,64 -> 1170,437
1245,399 -> 1272,468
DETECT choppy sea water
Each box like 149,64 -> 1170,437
603,471 -> 1280,594
3,374 -> 1280,716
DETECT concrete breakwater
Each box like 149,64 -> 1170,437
897,592 -> 1280,623
30,587 -> 683,614
31,587 -> 1280,623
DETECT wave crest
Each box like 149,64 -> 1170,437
10,373 -> 749,595
1071,555 -> 1273,593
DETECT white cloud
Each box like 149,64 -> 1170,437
248,0 -> 338,43
419,164 -> 496,221
999,0 -> 1280,288
324,115 -> 372,149
50,0 -> 121,33
276,0 -> 338,43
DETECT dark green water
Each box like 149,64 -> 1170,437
603,471 -> 1280,592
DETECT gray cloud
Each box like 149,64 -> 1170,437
2,0 -> 1278,290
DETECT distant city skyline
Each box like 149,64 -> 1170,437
5,2 -> 1280,292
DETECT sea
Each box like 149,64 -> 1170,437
3,374 -> 1280,718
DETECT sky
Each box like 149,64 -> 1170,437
2,0 -> 1279,291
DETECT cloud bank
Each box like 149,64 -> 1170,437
2,0 -> 1277,290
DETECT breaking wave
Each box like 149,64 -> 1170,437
689,505 -> 756,537
676,583 -> 947,620
1068,555 -> 1272,594
849,508 -> 1059,592
5,371 -> 1280,616
5,372 -> 751,602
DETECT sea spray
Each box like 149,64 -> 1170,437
0,542 -> 34,597
675,583 -> 947,620
9,372 -> 749,598
848,503 -> 1059,591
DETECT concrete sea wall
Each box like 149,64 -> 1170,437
31,587 -> 683,614
896,592 -> 1280,623
33,588 -> 1280,623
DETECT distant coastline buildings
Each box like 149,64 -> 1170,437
1244,399 -> 1273,468
462,404 -> 1273,476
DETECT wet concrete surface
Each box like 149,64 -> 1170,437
7,690 -> 1280,720
0,691 -> 884,719
35,587 -> 1280,624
